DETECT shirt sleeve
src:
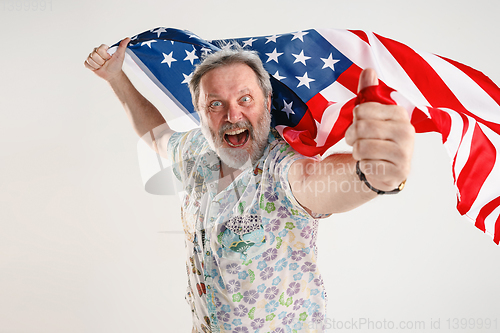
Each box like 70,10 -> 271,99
273,141 -> 332,219
162,129 -> 209,183
165,131 -> 187,182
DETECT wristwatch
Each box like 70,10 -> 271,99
356,161 -> 406,195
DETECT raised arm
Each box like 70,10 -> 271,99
84,38 -> 174,149
289,68 -> 415,215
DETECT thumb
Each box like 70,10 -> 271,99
357,68 -> 379,93
112,37 -> 131,60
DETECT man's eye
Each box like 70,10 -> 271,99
241,96 -> 251,102
210,101 -> 222,107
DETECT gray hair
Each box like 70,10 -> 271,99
189,45 -> 272,112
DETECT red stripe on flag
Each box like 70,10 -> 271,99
321,97 -> 357,150
475,196 -> 500,233
474,195 -> 500,244
374,33 -> 467,112
347,30 -> 371,45
336,63 -> 393,99
281,126 -> 325,156
439,55 -> 500,111
456,123 -> 497,215
495,215 -> 500,245
411,107 -> 439,134
450,113 -> 470,186
306,93 -> 335,123
425,107 -> 451,141
375,33 -> 500,135
336,64 -> 363,94
281,105 -> 324,156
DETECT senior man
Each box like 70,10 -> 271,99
85,37 -> 414,333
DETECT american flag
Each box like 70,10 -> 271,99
110,27 -> 500,245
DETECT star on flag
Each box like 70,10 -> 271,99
292,50 -> 311,66
161,51 -> 177,67
266,48 -> 283,63
281,100 -> 295,118
321,53 -> 340,71
296,72 -> 315,89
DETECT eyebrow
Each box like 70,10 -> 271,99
205,88 -> 253,99
238,88 -> 252,95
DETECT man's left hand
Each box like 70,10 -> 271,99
345,68 -> 415,192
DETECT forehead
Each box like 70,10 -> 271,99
199,63 -> 262,98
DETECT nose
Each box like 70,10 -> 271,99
226,102 -> 244,123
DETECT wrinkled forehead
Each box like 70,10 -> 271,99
199,63 -> 264,98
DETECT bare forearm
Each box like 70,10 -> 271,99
108,71 -> 167,138
290,154 -> 377,215
289,69 -> 414,216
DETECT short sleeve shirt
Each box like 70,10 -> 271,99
166,128 -> 327,333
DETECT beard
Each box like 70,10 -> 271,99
200,108 -> 271,170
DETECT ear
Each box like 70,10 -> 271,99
266,93 -> 272,113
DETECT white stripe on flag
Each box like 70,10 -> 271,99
319,29 -> 431,112
120,48 -> 199,132
484,205 -> 500,239
453,116 -> 475,190
318,29 -> 379,71
442,107 -> 465,158
314,83 -> 356,147
463,123 -> 500,221
319,80 -> 356,103
418,51 -> 500,124
366,32 -> 431,112
314,100 -> 341,148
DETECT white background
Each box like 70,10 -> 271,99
1,0 -> 500,332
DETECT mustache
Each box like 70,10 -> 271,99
218,120 -> 254,140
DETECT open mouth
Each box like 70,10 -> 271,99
224,128 -> 249,148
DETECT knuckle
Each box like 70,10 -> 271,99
355,140 -> 368,157
406,123 -> 416,137
353,120 -> 363,134
356,119 -> 372,135
395,105 -> 409,119
354,104 -> 372,120
352,142 -> 361,160
353,140 -> 361,153
352,151 -> 361,161
352,106 -> 359,119
96,45 -> 110,59
344,127 -> 354,145
353,105 -> 365,119
387,105 -> 401,117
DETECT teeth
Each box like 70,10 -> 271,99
226,141 -> 244,147
225,128 -> 246,136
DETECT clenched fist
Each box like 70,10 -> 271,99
345,69 -> 415,192
84,38 -> 130,82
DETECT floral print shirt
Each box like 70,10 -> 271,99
165,128 -> 328,333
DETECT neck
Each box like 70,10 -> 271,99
217,161 -> 244,194
220,161 -> 243,180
